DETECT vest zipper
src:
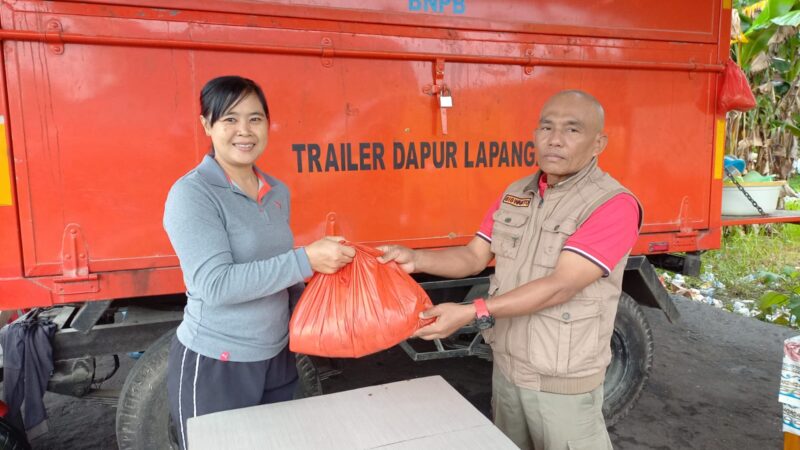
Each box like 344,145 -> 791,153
507,190 -> 544,364
505,191 -> 542,365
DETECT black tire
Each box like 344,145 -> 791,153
116,331 -> 323,449
116,329 -> 178,450
603,292 -> 654,427
0,417 -> 30,450
294,354 -> 323,399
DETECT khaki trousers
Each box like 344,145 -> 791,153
492,368 -> 613,450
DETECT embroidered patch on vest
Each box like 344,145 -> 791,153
502,194 -> 532,208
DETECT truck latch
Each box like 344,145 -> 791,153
671,196 -> 700,251
422,58 -> 452,135
53,224 -> 99,295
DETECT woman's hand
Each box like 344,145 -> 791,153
305,236 -> 355,274
376,245 -> 417,273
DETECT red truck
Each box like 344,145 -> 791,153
1,0 -> 798,448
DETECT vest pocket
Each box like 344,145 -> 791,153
529,298 -> 602,376
532,218 -> 577,268
491,209 -> 529,259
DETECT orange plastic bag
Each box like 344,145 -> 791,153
289,243 -> 434,358
718,58 -> 756,113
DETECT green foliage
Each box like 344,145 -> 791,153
784,120 -> 800,137
786,198 -> 800,240
735,0 -> 800,69
702,225 -> 800,300
752,0 -> 795,29
756,274 -> 800,324
733,0 -> 800,70
772,9 -> 800,26
729,0 -> 800,180
790,174 -> 800,191
701,242 -> 798,320
738,27 -> 775,68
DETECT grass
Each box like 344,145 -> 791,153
791,174 -> 800,192
699,224 -> 800,300
680,191 -> 800,326
788,195 -> 800,240
696,175 -> 800,301
670,173 -> 800,326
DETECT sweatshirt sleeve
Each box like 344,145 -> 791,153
163,179 -> 313,306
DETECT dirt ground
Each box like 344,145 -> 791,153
15,295 -> 798,449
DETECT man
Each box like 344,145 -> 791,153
378,90 -> 641,450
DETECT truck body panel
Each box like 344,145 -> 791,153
0,0 -> 780,310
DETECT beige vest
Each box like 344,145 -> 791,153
484,159 -> 640,394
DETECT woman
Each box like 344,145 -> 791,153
163,75 -> 354,449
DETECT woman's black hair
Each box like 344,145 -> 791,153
200,75 -> 269,126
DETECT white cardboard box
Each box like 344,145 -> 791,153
187,375 -> 518,449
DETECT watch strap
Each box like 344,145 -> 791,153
473,298 -> 490,318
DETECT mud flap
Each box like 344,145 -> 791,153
622,256 -> 680,323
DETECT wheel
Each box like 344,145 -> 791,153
603,292 -> 654,427
116,329 -> 178,450
116,330 -> 323,449
294,354 -> 323,399
0,416 -> 31,450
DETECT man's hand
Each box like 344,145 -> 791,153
376,245 -> 417,273
305,236 -> 356,274
413,302 -> 475,340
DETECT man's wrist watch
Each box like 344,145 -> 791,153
473,298 -> 495,330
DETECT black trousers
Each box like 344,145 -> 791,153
166,336 -> 298,450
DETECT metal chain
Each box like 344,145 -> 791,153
724,166 -> 767,216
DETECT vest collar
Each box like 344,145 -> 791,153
524,157 -> 599,195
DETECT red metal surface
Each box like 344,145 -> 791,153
0,267 -> 185,308
0,0 -> 778,309
721,211 -> 800,227
0,29 -> 724,73
58,0 -> 722,44
0,18 -> 25,291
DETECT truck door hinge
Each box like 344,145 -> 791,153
54,224 -> 99,295
45,20 -> 64,55
524,48 -> 535,75
320,37 -> 334,68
